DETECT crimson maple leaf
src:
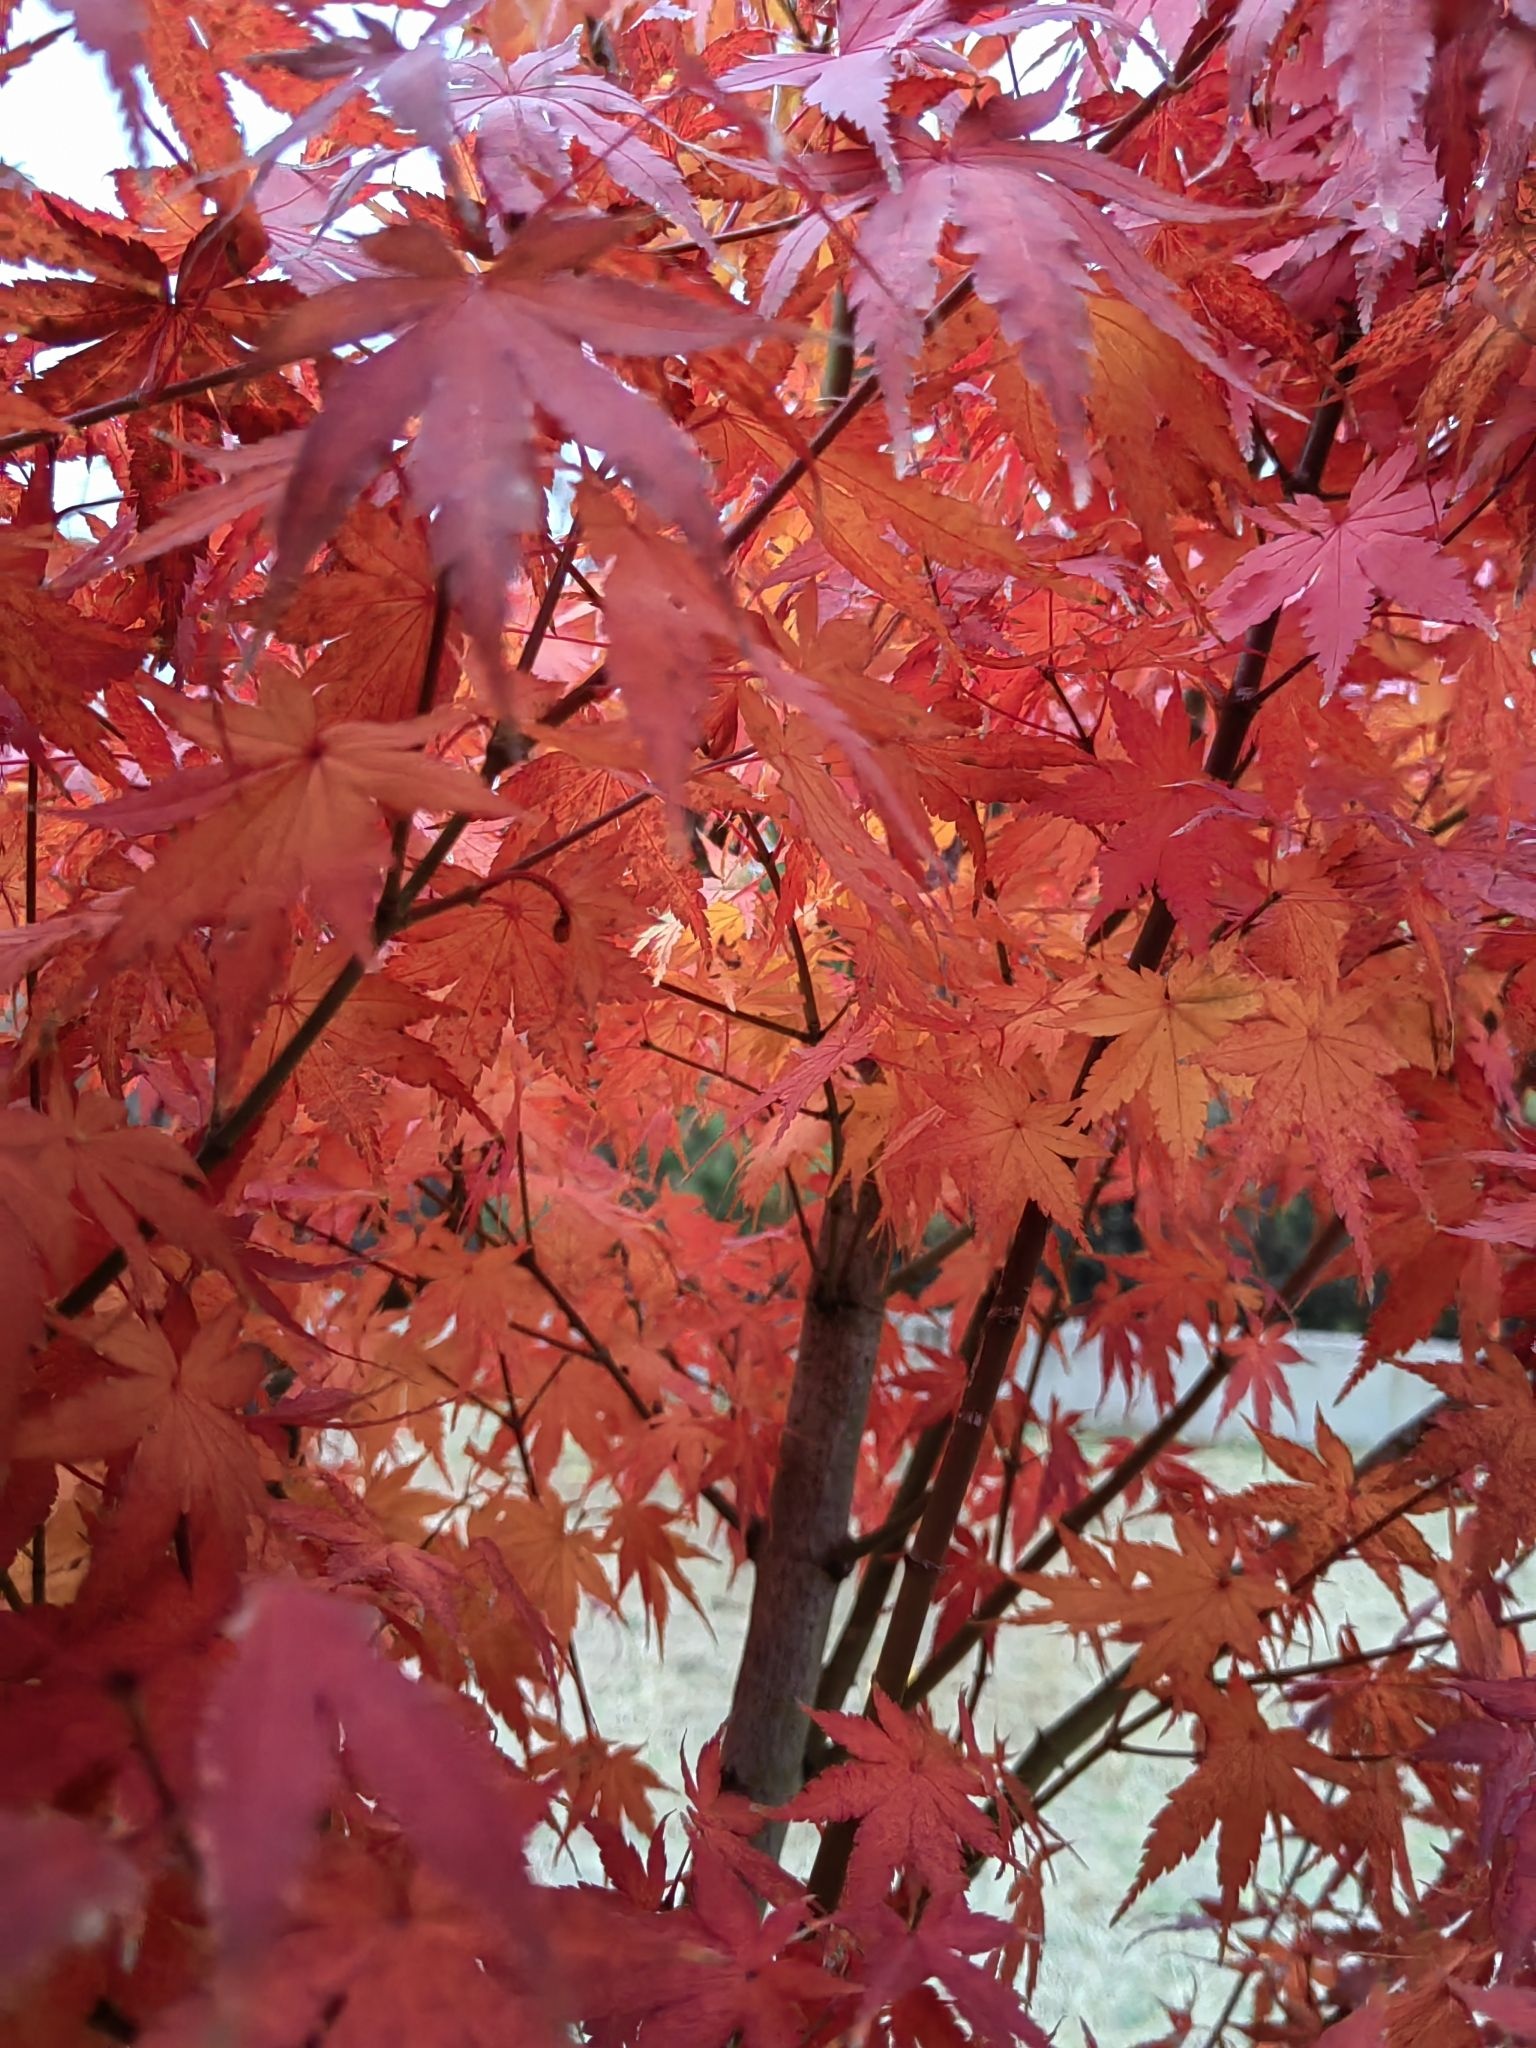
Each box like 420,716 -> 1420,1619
1410,1343 -> 1536,1573
846,1894 -> 1051,2047
576,1844 -> 855,2048
1216,1324 -> 1303,1433
262,213 -> 749,674
1209,446 -> 1487,690
1032,689 -> 1264,929
782,1688 -> 1002,1908
0,456 -> 143,778
199,1581 -> 544,1964
0,1088 -> 240,1375
1230,0 -> 1435,190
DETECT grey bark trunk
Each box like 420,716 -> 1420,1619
720,1179 -> 888,1823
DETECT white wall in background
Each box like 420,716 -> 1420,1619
1034,1327 -> 1460,1448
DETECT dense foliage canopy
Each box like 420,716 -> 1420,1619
7,0 -> 1536,2041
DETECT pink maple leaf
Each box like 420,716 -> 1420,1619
1208,445 -> 1488,691
1231,0 -> 1435,174
451,38 -> 707,244
717,0 -> 982,183
200,1582 -> 544,1965
836,99 -> 1246,473
719,0 -> 1147,181
0,1809 -> 141,1992
261,213 -> 749,677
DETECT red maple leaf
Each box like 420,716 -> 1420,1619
1123,1679 -> 1360,1920
846,1894 -> 1051,2048
782,1688 -> 1002,1908
1033,688 -> 1264,928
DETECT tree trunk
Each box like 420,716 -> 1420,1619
721,1178 -> 888,1821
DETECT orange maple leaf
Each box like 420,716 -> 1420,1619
1225,1414 -> 1440,1597
600,1496 -> 709,1647
888,1062 -> 1094,1240
1122,1680 -> 1359,1920
470,1494 -> 618,1644
1014,1522 -> 1286,1698
1213,979 -> 1426,1267
530,1731 -> 665,1842
0,460 -> 143,776
90,671 -> 511,963
1065,949 -> 1259,1164
399,834 -> 641,1085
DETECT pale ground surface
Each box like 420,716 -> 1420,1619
540,1438 -> 1456,2048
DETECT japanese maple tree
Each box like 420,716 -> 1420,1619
5,0 -> 1536,2040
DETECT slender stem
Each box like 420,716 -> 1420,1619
378,579 -> 453,927
24,760 -> 40,1114
496,1355 -> 600,1742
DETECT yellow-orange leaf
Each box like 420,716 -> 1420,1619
1067,951 -> 1259,1162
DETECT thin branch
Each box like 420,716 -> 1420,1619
1444,434 -> 1536,543
0,359 -> 269,461
479,1221 -> 742,1534
653,210 -> 810,256
496,1353 -> 600,1741
902,1213 -> 1349,1708
378,578 -> 453,928
738,810 -> 845,1167
654,979 -> 816,1043
739,813 -> 823,1040
885,1222 -> 975,1299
